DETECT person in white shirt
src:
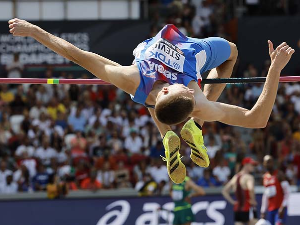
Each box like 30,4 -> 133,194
213,159 -> 231,184
29,100 -> 47,120
34,138 -> 57,165
0,175 -> 18,194
124,129 -> 143,154
0,161 -> 12,188
206,135 -> 221,159
21,152 -> 37,178
149,159 -> 169,184
5,53 -> 24,78
15,137 -> 35,158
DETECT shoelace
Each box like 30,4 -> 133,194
160,155 -> 183,162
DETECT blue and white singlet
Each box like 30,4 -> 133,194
131,24 -> 231,106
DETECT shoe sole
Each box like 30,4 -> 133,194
165,134 -> 186,184
180,128 -> 210,168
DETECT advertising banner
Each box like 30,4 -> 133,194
0,20 -> 151,67
0,194 -> 299,225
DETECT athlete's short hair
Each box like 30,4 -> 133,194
155,94 -> 194,125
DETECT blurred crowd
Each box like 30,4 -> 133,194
0,0 -> 300,198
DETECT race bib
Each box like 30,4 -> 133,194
144,38 -> 185,73
172,190 -> 183,201
266,186 -> 277,197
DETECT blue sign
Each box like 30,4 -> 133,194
0,194 -> 298,225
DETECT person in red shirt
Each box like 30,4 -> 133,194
261,155 -> 290,225
81,169 -> 102,191
222,157 -> 258,225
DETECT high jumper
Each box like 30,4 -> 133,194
8,18 -> 295,184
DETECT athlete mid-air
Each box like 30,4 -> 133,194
7,18 -> 295,183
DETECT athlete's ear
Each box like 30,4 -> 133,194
188,89 -> 194,94
162,87 -> 169,94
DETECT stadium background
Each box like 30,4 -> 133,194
0,0 -> 300,224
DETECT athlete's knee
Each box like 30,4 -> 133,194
228,42 -> 238,61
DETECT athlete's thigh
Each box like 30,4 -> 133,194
199,37 -> 232,73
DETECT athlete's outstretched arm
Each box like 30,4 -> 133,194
8,18 -> 136,95
192,41 -> 295,128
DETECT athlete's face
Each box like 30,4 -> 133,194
157,84 -> 195,102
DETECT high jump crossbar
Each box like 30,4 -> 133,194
0,76 -> 299,85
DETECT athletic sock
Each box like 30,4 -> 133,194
194,121 -> 202,130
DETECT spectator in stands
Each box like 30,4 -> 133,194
0,84 -> 14,103
29,100 -> 47,120
149,141 -> 165,158
68,108 -> 86,132
135,173 -> 157,196
34,138 -> 57,166
114,161 -> 131,188
81,168 -> 102,191
187,161 -> 204,182
206,135 -> 221,159
124,129 -> 143,155
75,161 -> 90,186
149,159 -> 169,194
96,161 -> 115,189
47,98 -> 66,120
0,161 -> 12,189
5,53 -> 24,78
32,164 -> 49,191
213,159 -> 231,184
197,169 -> 219,187
15,137 -> 35,158
0,175 -> 18,194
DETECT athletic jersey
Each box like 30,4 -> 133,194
131,24 -> 208,106
263,170 -> 284,211
234,173 -> 251,212
172,177 -> 191,212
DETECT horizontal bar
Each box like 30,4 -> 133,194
0,76 -> 298,85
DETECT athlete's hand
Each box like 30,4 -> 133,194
8,18 -> 36,37
268,40 -> 295,71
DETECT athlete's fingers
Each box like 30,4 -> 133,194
279,45 -> 289,53
8,18 -> 18,24
286,47 -> 292,53
288,48 -> 295,55
268,40 -> 274,55
275,42 -> 287,52
9,23 -> 15,29
9,28 -> 15,34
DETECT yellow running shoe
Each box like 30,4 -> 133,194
162,131 -> 186,184
180,119 -> 210,168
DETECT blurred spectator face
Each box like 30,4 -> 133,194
0,161 -> 7,171
75,109 -> 81,117
203,169 -> 210,179
37,164 -> 45,173
208,136 -> 215,146
103,162 -> 110,171
14,54 -> 19,62
42,139 -> 49,149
